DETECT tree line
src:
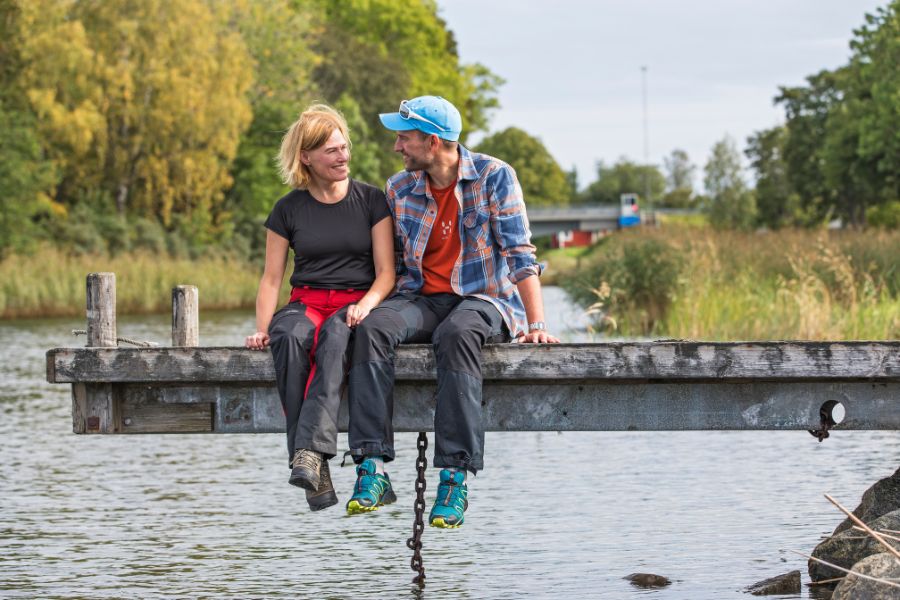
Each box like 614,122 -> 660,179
1,0 -> 897,262
0,0 -> 501,259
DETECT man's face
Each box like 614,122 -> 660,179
393,131 -> 434,172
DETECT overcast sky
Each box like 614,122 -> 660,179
436,0 -> 886,191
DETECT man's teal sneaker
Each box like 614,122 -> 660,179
346,459 -> 397,515
429,469 -> 468,528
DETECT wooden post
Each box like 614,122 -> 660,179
172,285 -> 199,347
76,272 -> 118,433
86,272 -> 116,348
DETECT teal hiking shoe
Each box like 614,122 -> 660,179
429,469 -> 468,529
346,459 -> 397,515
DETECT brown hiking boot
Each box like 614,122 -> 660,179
289,449 -> 321,490
306,459 -> 338,511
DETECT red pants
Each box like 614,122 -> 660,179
290,287 -> 366,397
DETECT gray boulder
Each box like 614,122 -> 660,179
833,467 -> 900,536
745,570 -> 801,595
832,553 -> 900,600
810,509 -> 900,582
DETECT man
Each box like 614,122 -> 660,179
344,95 -> 559,528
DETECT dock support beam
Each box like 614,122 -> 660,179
76,273 -> 118,433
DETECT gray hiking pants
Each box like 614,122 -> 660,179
347,293 -> 509,473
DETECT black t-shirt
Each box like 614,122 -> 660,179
265,179 -> 391,289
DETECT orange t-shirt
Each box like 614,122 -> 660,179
421,179 -> 461,295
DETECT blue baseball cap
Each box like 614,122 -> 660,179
379,96 -> 462,141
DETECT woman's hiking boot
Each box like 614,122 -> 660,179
289,449 -> 322,490
305,459 -> 338,511
429,468 -> 468,528
346,459 -> 396,514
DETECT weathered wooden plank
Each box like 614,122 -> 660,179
46,342 -> 900,384
101,381 -> 900,433
120,386 -> 212,433
72,382 -> 120,433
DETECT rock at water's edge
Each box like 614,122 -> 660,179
810,509 -> 900,583
745,570 -> 801,596
833,467 -> 900,536
832,553 -> 900,600
624,573 -> 671,588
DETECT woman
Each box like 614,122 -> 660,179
245,104 -> 394,511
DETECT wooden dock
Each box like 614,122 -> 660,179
46,273 -> 900,435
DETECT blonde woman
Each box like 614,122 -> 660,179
245,104 -> 395,511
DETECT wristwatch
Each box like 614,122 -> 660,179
528,321 -> 546,332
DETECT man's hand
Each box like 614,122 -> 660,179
346,303 -> 371,327
516,330 -> 560,344
245,331 -> 270,350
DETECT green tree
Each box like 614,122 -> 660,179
745,126 -> 800,228
580,158 -> 665,206
772,1 -> 900,226
660,148 -> 696,208
848,1 -> 900,206
474,127 -> 571,206
703,136 -> 757,229
312,0 -> 502,182
19,0 -> 254,231
222,0 -> 319,226
775,70 -> 841,224
0,0 -> 56,257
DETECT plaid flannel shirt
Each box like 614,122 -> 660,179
386,144 -> 542,337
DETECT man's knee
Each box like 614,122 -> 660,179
352,309 -> 405,362
433,312 -> 489,350
432,314 -> 487,376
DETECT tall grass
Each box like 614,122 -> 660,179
555,227 -> 900,340
0,248 -> 275,319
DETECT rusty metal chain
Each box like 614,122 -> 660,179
808,412 -> 832,442
407,431 -> 428,588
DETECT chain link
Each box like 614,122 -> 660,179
808,409 -> 832,442
407,431 -> 428,588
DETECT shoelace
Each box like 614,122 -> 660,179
355,470 -> 382,495
437,480 -> 465,507
294,450 -> 320,473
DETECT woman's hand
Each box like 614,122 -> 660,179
245,331 -> 270,350
345,303 -> 371,327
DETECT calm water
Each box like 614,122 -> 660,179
1,287 -> 897,599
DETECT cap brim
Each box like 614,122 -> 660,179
379,112 -> 461,141
379,113 -> 418,132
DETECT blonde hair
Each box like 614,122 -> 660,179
278,104 -> 351,189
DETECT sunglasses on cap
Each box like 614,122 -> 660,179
399,100 -> 447,132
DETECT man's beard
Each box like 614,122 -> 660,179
404,154 -> 430,172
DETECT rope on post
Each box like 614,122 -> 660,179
71,330 -> 158,348
407,431 -> 428,588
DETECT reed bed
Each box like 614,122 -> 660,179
556,227 -> 900,341
0,248 -> 271,319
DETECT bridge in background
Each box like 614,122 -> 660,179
527,206 -> 622,237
